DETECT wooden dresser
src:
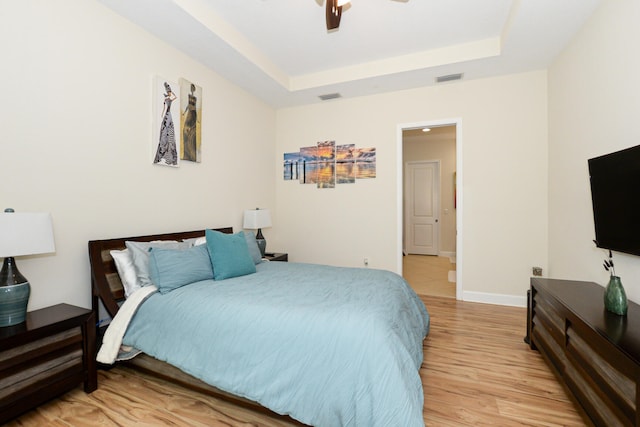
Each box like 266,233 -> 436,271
0,303 -> 97,423
529,278 -> 640,427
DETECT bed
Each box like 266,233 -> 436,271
89,227 -> 430,426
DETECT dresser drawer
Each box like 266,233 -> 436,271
0,304 -> 95,424
0,347 -> 83,401
0,327 -> 82,370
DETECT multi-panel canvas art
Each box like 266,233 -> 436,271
283,141 -> 376,189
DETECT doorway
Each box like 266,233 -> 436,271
397,120 -> 461,299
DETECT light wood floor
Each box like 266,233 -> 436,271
7,295 -> 587,426
403,254 -> 456,298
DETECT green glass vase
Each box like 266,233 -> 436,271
604,275 -> 628,316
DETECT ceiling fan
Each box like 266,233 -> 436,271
325,0 -> 350,31
324,0 -> 408,31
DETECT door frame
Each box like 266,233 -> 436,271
404,160 -> 440,256
397,118 -> 463,300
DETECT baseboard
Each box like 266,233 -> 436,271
439,251 -> 456,259
462,291 -> 527,308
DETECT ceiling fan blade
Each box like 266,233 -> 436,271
326,0 -> 342,30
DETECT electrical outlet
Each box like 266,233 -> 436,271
364,258 -> 369,267
532,267 -> 543,276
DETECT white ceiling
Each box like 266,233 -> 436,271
97,0 -> 602,108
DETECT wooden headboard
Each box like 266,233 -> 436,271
88,227 -> 233,320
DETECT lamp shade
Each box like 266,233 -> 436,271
0,212 -> 55,258
243,209 -> 272,230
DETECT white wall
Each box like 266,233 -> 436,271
0,0 -> 276,311
548,0 -> 640,303
275,71 -> 548,305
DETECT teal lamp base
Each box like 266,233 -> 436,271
0,257 -> 30,327
0,282 -> 30,326
255,228 -> 267,257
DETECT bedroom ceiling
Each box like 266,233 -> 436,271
96,0 -> 602,108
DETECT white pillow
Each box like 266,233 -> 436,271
110,249 -> 140,298
182,235 -> 206,246
192,236 -> 207,246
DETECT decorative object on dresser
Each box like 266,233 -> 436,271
601,249 -> 628,316
604,275 -> 628,316
529,277 -> 640,427
0,208 -> 56,327
0,303 -> 97,424
243,208 -> 272,256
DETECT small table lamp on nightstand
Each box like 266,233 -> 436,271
243,208 -> 272,257
0,209 -> 55,327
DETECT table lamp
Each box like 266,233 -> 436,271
0,209 -> 55,327
243,208 -> 272,256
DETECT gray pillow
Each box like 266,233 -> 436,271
243,231 -> 263,264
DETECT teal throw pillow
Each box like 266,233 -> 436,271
125,240 -> 191,287
206,229 -> 256,280
148,244 -> 213,294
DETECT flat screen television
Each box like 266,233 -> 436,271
589,144 -> 640,256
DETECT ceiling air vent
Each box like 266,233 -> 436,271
436,73 -> 464,83
319,92 -> 342,101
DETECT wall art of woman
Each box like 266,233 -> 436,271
153,82 -> 178,166
182,83 -> 198,162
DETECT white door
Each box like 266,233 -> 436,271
405,161 -> 439,255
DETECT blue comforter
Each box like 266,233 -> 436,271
123,262 -> 429,426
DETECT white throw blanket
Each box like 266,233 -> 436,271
96,285 -> 157,364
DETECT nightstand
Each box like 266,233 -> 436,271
263,252 -> 288,262
0,303 -> 97,424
